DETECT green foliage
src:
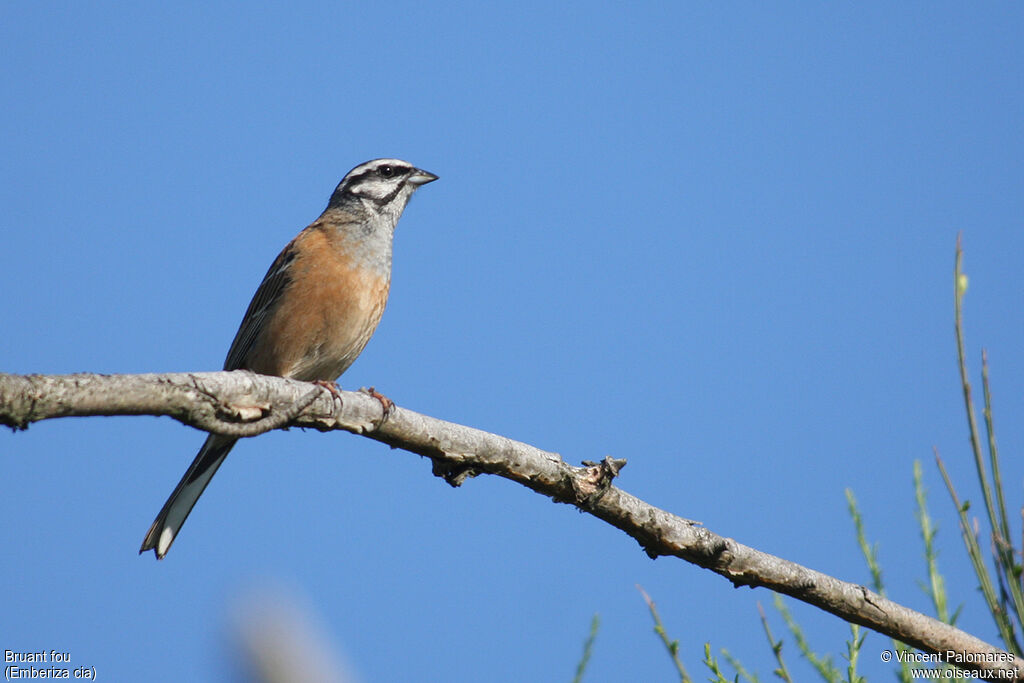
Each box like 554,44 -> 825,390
571,613 -> 600,683
772,594 -> 841,682
941,238 -> 1024,653
843,624 -> 866,683
758,602 -> 792,683
630,239 -> 1017,681
703,642 -> 738,683
637,585 -> 691,683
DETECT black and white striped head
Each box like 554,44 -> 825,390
328,158 -> 438,215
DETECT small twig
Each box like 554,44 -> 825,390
758,602 -> 793,683
637,585 -> 691,683
935,449 -> 1017,650
191,384 -> 324,437
773,593 -> 840,683
571,614 -> 600,683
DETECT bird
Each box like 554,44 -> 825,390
140,158 -> 438,559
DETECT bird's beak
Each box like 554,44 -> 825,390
409,169 -> 439,186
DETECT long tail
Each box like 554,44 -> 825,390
140,434 -> 238,559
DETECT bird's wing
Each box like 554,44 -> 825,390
222,235 -> 300,371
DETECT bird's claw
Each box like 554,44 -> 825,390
362,386 -> 394,423
313,380 -> 343,403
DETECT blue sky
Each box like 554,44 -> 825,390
2,3 -> 1023,681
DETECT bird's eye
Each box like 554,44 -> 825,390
377,165 -> 395,179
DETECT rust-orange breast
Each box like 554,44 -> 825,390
245,225 -> 390,381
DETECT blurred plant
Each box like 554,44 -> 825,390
934,237 -> 1024,654
572,613 -> 600,683
633,238 -> 1020,680
637,585 -> 692,683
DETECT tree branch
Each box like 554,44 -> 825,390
1,371 -> 1018,676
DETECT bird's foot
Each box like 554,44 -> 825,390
314,380 -> 343,404
362,386 -> 395,424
